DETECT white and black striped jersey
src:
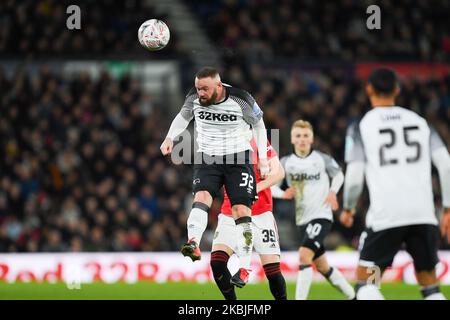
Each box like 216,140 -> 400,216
180,84 -> 263,156
345,106 -> 446,231
280,150 -> 342,225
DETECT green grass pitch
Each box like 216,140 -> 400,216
1,282 -> 449,300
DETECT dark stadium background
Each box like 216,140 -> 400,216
1,0 -> 449,259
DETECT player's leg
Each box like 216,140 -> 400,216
405,224 -> 446,300
230,203 -> 253,287
210,214 -> 238,300
353,265 -> 385,300
181,191 -> 212,261
295,219 -> 332,300
225,156 -> 257,288
415,271 -> 445,300
260,254 -> 287,300
182,163 -> 222,261
354,227 -> 404,300
254,212 -> 287,300
296,246 -> 315,300
313,254 -> 355,299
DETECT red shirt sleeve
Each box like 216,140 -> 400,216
250,137 -> 278,160
266,141 -> 277,160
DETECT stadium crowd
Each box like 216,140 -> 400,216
0,66 -> 193,252
1,0 -> 449,253
0,0 -> 182,59
189,0 -> 450,63
1,64 -> 449,253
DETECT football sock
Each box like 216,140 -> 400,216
296,264 -> 313,300
421,284 -> 446,300
210,251 -> 236,300
355,282 -> 384,300
263,262 -> 287,300
322,267 -> 356,300
235,216 -> 253,270
186,202 -> 209,244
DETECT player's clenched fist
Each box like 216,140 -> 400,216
339,209 -> 355,228
160,137 -> 173,155
283,187 -> 296,199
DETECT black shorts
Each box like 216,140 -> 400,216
296,219 -> 332,259
359,224 -> 439,272
192,150 -> 257,208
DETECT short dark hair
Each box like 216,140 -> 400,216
195,67 -> 219,79
368,68 -> 399,95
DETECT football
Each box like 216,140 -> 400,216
138,19 -> 170,51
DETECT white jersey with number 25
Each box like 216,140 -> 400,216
345,106 -> 445,231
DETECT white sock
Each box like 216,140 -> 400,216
235,218 -> 253,270
327,267 -> 355,300
424,293 -> 446,300
356,284 -> 384,300
187,206 -> 208,244
296,265 -> 313,300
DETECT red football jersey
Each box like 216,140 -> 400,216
221,138 -> 277,216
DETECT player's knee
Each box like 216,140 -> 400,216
299,248 -> 314,265
300,255 -> 313,266
316,263 -> 330,275
194,191 -> 212,204
232,204 -> 250,218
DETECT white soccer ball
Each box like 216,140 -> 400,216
138,19 -> 170,51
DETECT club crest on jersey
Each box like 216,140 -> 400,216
198,111 -> 237,121
290,173 -> 321,181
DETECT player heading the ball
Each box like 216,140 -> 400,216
160,67 -> 270,288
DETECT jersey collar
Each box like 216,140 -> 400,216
293,148 -> 314,159
212,86 -> 230,105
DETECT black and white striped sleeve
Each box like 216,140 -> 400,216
180,87 -> 197,121
230,89 -> 263,126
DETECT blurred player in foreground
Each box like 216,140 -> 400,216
341,68 -> 450,300
211,137 -> 287,299
272,120 -> 355,300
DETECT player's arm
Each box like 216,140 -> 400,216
340,121 -> 366,228
320,152 -> 344,211
430,126 -> 450,240
240,91 -> 270,178
253,118 -> 269,178
341,162 -> 365,227
256,156 -> 285,194
160,89 -> 196,155
271,156 -> 295,200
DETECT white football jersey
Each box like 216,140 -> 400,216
281,150 -> 342,225
180,84 -> 263,156
345,106 -> 445,231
